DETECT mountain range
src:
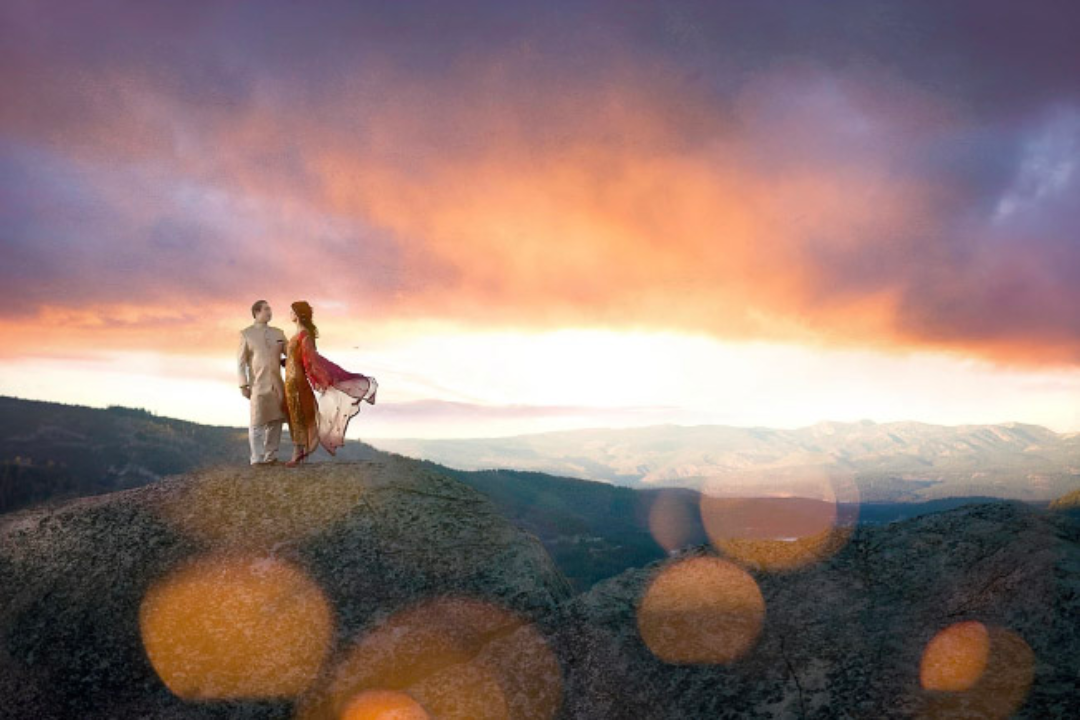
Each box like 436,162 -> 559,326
370,420 -> 1080,502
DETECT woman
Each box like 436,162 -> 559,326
284,301 -> 378,467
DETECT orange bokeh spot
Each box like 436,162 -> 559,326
636,555 -> 765,665
647,489 -> 702,552
298,596 -> 562,720
342,689 -> 431,720
139,554 -> 334,700
700,470 -> 859,571
919,624 -> 1036,719
920,621 -> 991,691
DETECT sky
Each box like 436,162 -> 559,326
2,0 -> 1079,438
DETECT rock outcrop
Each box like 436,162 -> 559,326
2,458 -> 1078,719
0,459 -> 571,719
548,502 -> 1080,719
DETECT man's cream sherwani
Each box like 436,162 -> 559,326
237,322 -> 288,425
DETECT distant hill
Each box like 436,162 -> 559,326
426,467 -> 682,590
0,395 -> 393,514
0,396 -> 246,513
371,420 -> 1080,501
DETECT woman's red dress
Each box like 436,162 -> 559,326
285,329 -> 377,458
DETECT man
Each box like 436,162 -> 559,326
237,300 -> 288,465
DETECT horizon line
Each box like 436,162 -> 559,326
3,393 -> 1073,441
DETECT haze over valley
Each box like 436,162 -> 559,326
371,420 -> 1080,502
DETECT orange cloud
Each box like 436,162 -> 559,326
3,8 -> 1078,368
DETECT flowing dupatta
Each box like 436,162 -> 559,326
297,331 -> 378,454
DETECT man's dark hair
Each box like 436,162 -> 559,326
251,300 -> 269,318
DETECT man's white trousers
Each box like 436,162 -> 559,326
249,420 -> 283,464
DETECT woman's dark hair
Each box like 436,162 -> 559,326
291,301 -> 319,339
251,299 -> 268,318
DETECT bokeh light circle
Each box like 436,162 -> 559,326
297,595 -> 562,720
920,620 -> 990,691
139,553 -> 334,700
647,488 -> 703,552
636,555 -> 765,665
700,469 -> 859,571
342,689 -> 431,719
919,623 -> 1035,719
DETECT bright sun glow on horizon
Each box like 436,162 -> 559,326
5,2 -> 1080,450
2,325 -> 1078,439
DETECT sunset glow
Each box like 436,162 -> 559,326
3,1 -> 1079,438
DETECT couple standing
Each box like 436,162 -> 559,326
237,300 -> 377,467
